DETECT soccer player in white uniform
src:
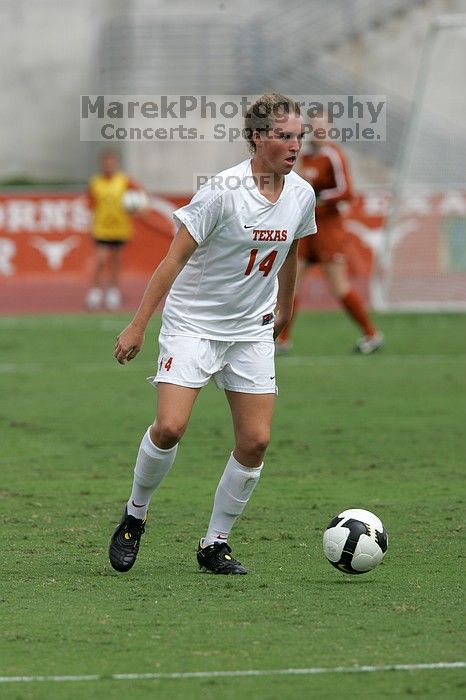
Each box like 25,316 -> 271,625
109,93 -> 317,574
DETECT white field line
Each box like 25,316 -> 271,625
0,355 -> 465,374
0,318 -> 129,330
276,354 -> 466,366
0,661 -> 465,684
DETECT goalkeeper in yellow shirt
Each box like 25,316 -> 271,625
86,150 -> 140,310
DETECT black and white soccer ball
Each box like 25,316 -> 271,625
323,508 -> 388,575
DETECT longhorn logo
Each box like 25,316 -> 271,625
31,236 -> 79,270
344,219 -> 419,255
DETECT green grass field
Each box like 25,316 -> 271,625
1,311 -> 465,699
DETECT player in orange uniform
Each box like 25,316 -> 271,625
86,150 -> 140,311
277,127 -> 383,354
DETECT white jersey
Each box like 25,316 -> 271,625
161,158 -> 317,341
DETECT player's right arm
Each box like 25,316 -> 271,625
87,187 -> 95,210
317,147 -> 352,205
114,225 -> 198,364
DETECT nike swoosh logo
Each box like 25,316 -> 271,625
243,224 -> 256,229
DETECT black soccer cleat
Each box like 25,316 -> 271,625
108,507 -> 146,572
196,539 -> 247,575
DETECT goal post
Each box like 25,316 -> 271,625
372,15 -> 466,311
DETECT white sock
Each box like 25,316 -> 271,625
203,453 -> 262,548
127,427 -> 178,519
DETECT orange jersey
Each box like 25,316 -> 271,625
88,171 -> 134,241
299,144 -> 353,217
298,144 -> 353,264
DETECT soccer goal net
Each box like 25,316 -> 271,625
372,15 -> 466,311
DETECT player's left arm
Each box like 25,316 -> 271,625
273,240 -> 299,340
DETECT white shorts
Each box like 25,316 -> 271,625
148,334 -> 277,394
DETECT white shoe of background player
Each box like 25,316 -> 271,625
105,287 -> 122,310
355,332 -> 384,355
85,287 -> 103,311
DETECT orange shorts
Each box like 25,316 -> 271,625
299,214 -> 346,264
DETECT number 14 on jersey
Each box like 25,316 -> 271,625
244,249 -> 278,277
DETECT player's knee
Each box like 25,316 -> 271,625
241,430 -> 270,461
150,419 -> 186,449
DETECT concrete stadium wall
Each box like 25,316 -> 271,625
0,0 -> 126,183
1,0 -> 464,189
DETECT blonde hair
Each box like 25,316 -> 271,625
243,93 -> 301,154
